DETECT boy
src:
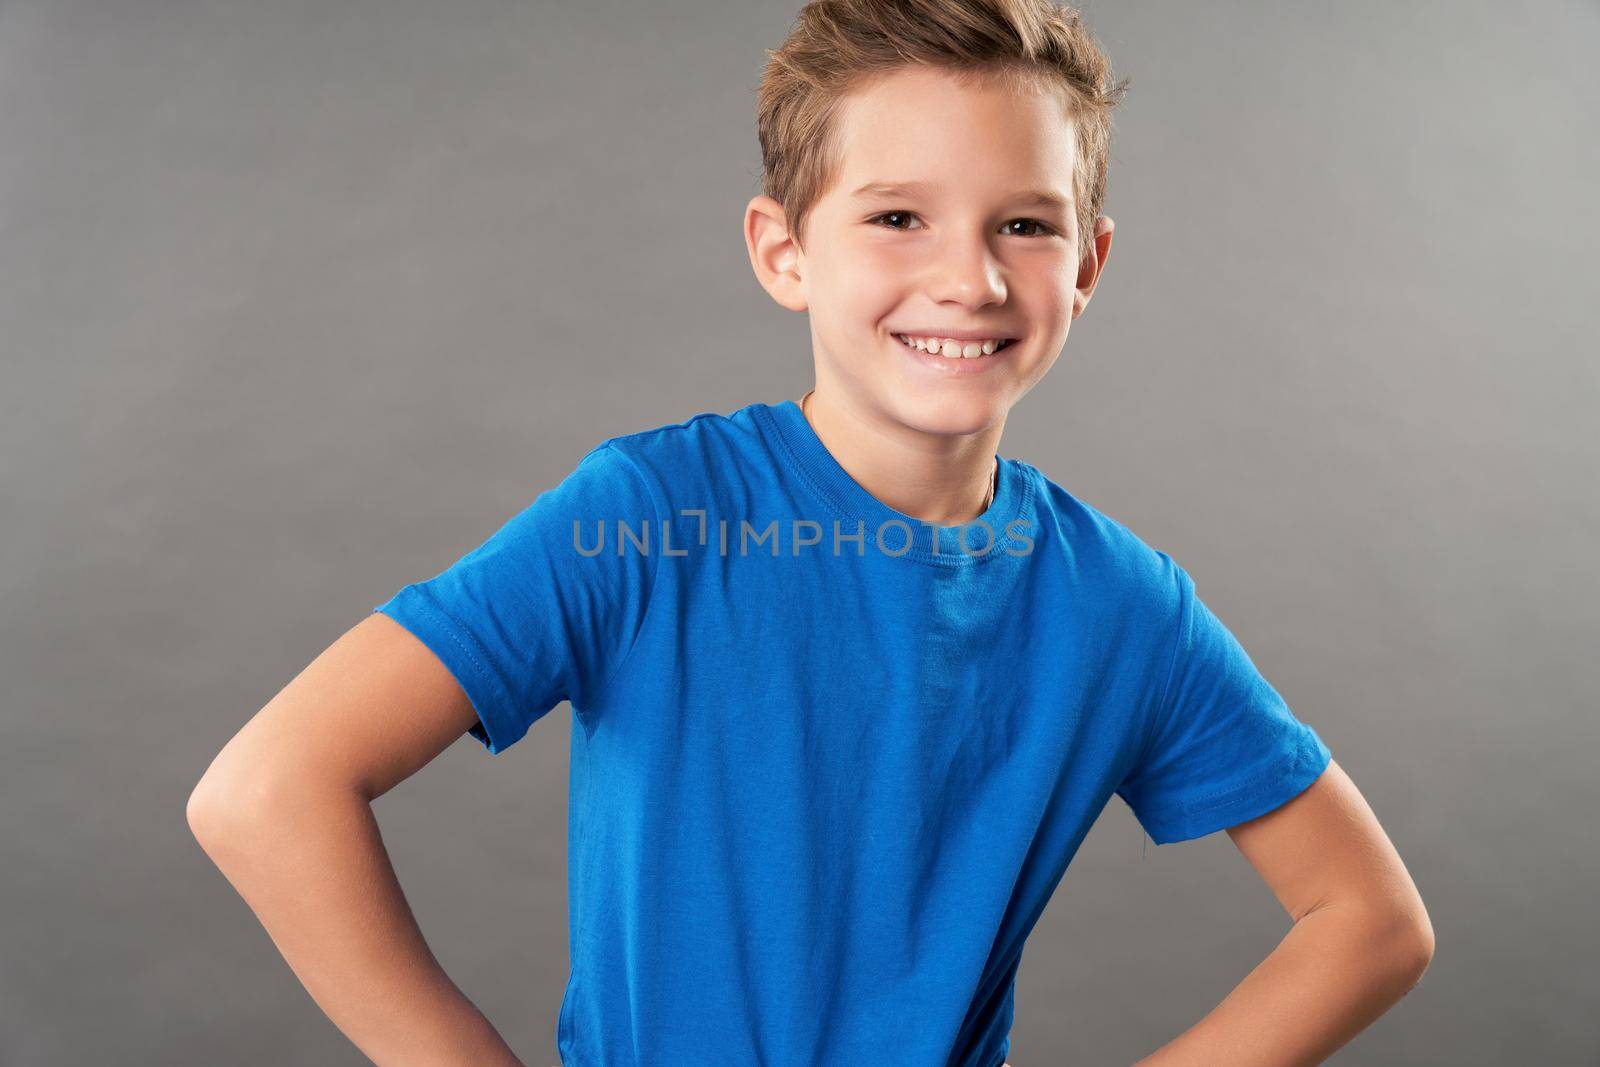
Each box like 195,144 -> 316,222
187,2 -> 1434,1065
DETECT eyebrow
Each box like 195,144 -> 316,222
850,180 -> 1072,213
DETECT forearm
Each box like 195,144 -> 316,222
188,780 -> 522,1067
1132,903 -> 1432,1067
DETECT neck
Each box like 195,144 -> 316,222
800,387 -> 1000,526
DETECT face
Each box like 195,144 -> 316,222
748,65 -> 1112,438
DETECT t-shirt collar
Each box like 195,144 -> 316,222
755,398 -> 1031,565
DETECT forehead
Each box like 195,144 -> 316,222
827,65 -> 1077,200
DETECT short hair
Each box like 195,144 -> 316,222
756,0 -> 1128,262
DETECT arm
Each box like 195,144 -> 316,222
186,612 -> 525,1067
1132,758 -> 1434,1067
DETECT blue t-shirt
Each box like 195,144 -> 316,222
373,399 -> 1331,1067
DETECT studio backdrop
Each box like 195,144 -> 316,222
2,1 -> 1595,1064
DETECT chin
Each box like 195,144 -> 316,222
889,388 -> 1004,436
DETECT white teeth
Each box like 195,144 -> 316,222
896,334 -> 1011,359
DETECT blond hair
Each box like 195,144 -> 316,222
756,0 -> 1128,261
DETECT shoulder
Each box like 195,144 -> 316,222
597,402 -> 759,462
585,402 -> 773,508
1017,458 -> 1186,612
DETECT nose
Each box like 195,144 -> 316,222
924,232 -> 1007,309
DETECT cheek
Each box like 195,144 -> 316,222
1019,254 -> 1078,303
829,244 -> 907,314
850,238 -> 917,276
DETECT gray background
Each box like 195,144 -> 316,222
3,1 -> 1595,1064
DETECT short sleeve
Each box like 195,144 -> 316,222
372,442 -> 661,755
1115,563 -> 1331,844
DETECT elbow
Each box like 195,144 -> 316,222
187,763 -> 364,866
186,774 -> 241,855
186,732 -> 301,852
1317,894 -> 1435,997
1403,910 -> 1436,986
185,768 -> 281,858
1375,901 -> 1435,993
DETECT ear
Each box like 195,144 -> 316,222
744,195 -> 808,313
1071,216 -> 1114,320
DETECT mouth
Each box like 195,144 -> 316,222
896,334 -> 1017,375
893,333 -> 1018,360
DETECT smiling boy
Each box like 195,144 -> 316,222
189,2 -> 1433,1066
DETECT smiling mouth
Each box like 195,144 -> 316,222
894,334 -> 1017,359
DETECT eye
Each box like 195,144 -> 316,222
867,212 -> 1058,238
1003,218 -> 1058,238
868,211 -> 922,230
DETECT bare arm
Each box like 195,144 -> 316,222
186,612 -> 525,1067
1132,759 -> 1435,1067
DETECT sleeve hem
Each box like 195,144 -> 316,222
1134,724 -> 1332,845
373,586 -> 528,756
